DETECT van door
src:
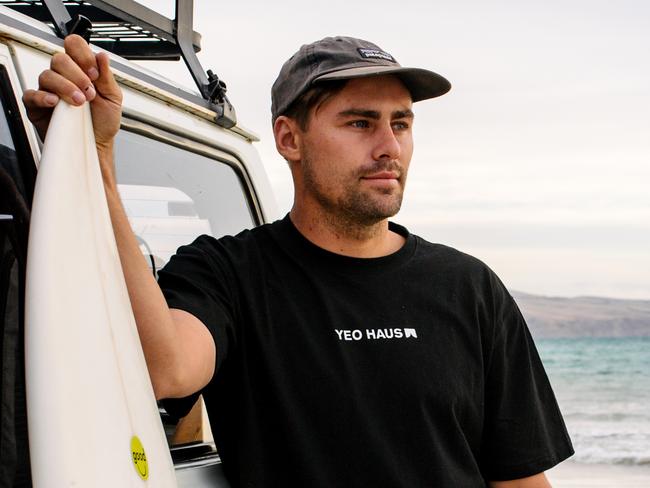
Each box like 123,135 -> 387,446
0,42 -> 37,488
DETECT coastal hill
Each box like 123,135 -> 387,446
511,291 -> 650,338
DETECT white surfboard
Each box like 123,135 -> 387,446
25,102 -> 177,487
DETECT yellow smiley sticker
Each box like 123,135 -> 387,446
130,435 -> 148,480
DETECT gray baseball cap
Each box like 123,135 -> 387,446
271,36 -> 451,121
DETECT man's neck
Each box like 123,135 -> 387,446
289,207 -> 405,258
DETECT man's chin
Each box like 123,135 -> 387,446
342,199 -> 402,226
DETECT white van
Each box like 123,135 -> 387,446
0,1 -> 277,486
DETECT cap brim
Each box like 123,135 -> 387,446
315,65 -> 451,101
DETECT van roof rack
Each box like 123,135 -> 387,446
2,0 -> 236,128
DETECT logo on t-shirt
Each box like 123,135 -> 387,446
335,328 -> 418,341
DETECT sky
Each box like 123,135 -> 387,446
138,0 -> 650,300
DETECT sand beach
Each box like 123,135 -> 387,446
547,461 -> 650,487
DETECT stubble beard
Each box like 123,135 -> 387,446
301,151 -> 406,237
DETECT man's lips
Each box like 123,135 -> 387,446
361,171 -> 399,180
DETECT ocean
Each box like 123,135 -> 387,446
536,337 -> 650,467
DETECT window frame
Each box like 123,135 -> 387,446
119,115 -> 265,229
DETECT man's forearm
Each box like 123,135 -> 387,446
97,144 -> 215,399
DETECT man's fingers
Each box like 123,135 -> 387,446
94,52 -> 122,104
23,89 -> 59,111
64,34 -> 99,81
38,69 -> 90,106
22,89 -> 57,139
50,51 -> 96,101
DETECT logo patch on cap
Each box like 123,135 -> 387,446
358,48 -> 396,62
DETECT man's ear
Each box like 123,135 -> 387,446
273,116 -> 302,163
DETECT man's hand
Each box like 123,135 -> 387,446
22,34 -> 122,151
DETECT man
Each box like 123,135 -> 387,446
25,35 -> 573,487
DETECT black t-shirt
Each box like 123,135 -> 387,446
158,216 -> 573,487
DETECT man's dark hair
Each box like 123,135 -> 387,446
279,79 -> 349,131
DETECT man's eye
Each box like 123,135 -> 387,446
392,121 -> 410,130
350,120 -> 370,128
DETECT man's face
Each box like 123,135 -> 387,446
295,75 -> 414,226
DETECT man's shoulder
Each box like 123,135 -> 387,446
411,233 -> 490,273
223,218 -> 285,248
183,218 -> 285,261
193,218 -> 281,244
390,221 -> 485,268
409,234 -> 516,313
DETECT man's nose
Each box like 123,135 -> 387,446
372,123 -> 401,161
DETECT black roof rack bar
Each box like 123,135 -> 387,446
41,0 -> 71,38
2,1 -> 198,53
175,0 -> 235,128
2,0 -> 237,127
84,0 -> 180,42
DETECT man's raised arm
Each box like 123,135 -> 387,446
23,35 -> 215,400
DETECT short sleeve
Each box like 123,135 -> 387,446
156,235 -> 238,416
480,278 -> 574,480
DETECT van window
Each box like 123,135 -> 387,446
0,97 -> 15,148
113,129 -> 256,271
